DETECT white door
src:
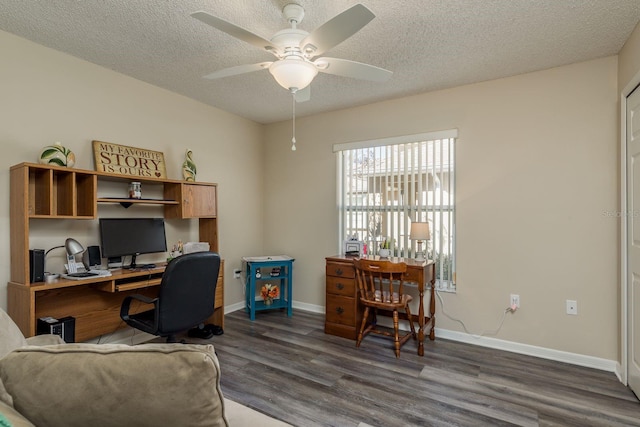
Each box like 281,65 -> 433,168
627,85 -> 640,397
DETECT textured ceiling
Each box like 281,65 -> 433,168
0,0 -> 639,124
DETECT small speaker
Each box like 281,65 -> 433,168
29,249 -> 45,283
82,245 -> 101,269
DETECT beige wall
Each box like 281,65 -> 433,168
0,30 -> 265,310
0,25 -> 628,362
619,21 -> 640,92
263,56 -> 619,360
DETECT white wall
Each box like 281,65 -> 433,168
0,30 -> 264,310
263,56 -> 620,360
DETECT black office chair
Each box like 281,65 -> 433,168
120,251 -> 221,343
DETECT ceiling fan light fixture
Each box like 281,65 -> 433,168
303,43 -> 317,55
269,58 -> 318,91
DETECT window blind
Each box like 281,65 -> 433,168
336,130 -> 456,290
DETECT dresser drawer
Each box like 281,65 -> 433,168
326,276 -> 355,296
324,322 -> 358,340
326,294 -> 356,326
326,262 -> 355,279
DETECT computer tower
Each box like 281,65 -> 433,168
29,249 -> 45,283
37,316 -> 75,343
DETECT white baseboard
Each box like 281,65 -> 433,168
225,302 -> 245,314
435,327 -> 618,373
224,301 -> 325,315
292,301 -> 324,314
615,362 -> 626,384
95,304 -> 618,375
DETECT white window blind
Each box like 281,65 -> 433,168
335,130 -> 456,291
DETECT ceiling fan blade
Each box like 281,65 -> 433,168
300,4 -> 375,58
294,85 -> 311,103
203,62 -> 272,80
315,57 -> 392,82
191,11 -> 276,53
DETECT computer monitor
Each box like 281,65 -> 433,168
99,218 -> 167,269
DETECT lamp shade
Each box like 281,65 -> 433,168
269,58 -> 318,91
410,222 -> 430,241
65,238 -> 85,256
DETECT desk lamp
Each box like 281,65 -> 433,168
45,238 -> 85,274
410,222 -> 430,261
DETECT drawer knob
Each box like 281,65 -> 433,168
336,307 -> 344,315
336,268 -> 343,276
336,283 -> 344,290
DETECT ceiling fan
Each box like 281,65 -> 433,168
191,3 -> 393,103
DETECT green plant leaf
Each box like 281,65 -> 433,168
40,148 -> 59,158
48,158 -> 66,166
186,159 -> 197,174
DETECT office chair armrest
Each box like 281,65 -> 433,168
120,294 -> 158,321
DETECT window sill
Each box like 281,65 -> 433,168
435,280 -> 456,293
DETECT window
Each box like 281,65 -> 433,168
335,130 -> 457,291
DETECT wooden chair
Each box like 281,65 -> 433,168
354,259 -> 416,357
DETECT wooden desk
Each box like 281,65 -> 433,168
8,261 -> 224,342
325,255 -> 435,356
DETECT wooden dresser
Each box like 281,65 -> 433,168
324,256 -> 363,340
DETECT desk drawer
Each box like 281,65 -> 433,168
326,276 -> 355,296
326,294 -> 356,326
403,268 -> 421,283
326,263 -> 355,279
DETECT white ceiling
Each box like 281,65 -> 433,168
1,0 -> 639,124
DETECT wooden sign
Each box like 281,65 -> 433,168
92,141 -> 167,179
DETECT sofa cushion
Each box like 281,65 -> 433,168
0,343 -> 229,427
0,309 -> 27,360
24,334 -> 65,347
0,398 -> 34,427
223,398 -> 292,426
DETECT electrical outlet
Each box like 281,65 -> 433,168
566,299 -> 578,315
510,294 -> 520,309
233,269 -> 241,279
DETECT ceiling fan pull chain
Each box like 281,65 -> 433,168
291,92 -> 297,151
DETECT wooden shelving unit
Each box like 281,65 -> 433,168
8,162 -> 223,341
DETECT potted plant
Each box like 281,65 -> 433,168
379,238 -> 392,258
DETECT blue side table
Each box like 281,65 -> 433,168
242,256 -> 294,320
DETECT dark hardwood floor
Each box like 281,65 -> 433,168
177,309 -> 640,427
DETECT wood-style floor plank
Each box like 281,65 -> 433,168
174,309 -> 640,427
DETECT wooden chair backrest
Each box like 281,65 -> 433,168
354,259 -> 408,305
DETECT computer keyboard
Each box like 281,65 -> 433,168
62,270 -> 112,280
88,269 -> 112,276
66,272 -> 99,278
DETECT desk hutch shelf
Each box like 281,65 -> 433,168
8,162 -> 223,342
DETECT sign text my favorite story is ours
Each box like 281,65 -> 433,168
92,140 -> 167,179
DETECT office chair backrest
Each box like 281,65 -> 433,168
157,251 -> 221,334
